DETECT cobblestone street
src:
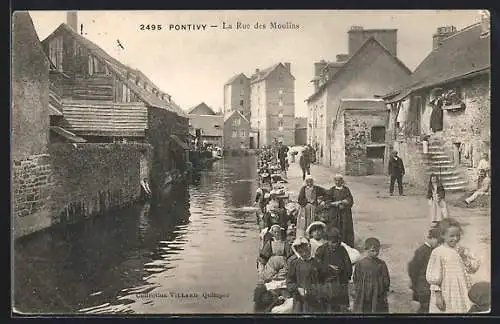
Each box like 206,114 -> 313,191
284,160 -> 490,313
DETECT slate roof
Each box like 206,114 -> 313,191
224,73 -> 248,85
250,63 -> 295,84
188,102 -> 217,115
383,23 -> 490,101
42,23 -> 187,118
306,38 -> 411,102
188,114 -> 223,137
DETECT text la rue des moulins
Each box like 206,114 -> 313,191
139,21 -> 300,31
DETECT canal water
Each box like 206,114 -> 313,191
13,155 -> 261,314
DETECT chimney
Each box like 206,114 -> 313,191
66,11 -> 78,31
314,60 -> 328,78
348,26 -> 398,56
255,68 -> 260,74
284,62 -> 291,71
336,54 -> 349,62
432,26 -> 457,50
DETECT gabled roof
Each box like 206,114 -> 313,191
306,38 -> 411,102
250,63 -> 295,84
224,73 -> 248,86
382,23 -> 490,101
188,102 -> 216,115
42,23 -> 187,118
188,114 -> 223,137
224,110 -> 249,123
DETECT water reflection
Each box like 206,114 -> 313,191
14,156 -> 260,314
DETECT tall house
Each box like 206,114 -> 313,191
249,62 -> 295,147
348,26 -> 398,57
223,73 -> 251,120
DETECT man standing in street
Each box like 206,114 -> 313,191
388,150 -> 405,196
277,140 -> 289,177
299,145 -> 311,180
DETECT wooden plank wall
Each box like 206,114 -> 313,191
63,75 -> 114,101
62,99 -> 147,137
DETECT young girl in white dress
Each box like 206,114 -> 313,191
426,218 -> 480,313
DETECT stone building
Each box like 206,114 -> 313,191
223,73 -> 251,120
188,103 -> 223,147
382,21 -> 490,191
294,117 -> 308,146
11,12 -> 54,237
306,27 -> 411,167
40,13 -> 189,202
223,110 -> 251,150
330,99 -> 388,175
249,62 -> 295,147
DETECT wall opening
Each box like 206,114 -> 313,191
366,146 -> 385,175
371,126 -> 386,143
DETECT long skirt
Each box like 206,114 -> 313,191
296,203 -> 316,239
429,199 -> 448,223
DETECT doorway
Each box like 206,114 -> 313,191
249,136 -> 255,149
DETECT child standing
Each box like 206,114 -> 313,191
427,174 -> 449,224
306,221 -> 328,256
353,237 -> 391,313
408,227 -> 441,313
426,218 -> 481,313
286,237 -> 322,313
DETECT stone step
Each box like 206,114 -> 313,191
429,171 -> 462,177
444,186 -> 467,192
423,159 -> 454,164
441,178 -> 467,184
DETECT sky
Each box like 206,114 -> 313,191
28,10 -> 481,117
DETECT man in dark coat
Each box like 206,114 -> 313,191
388,150 -> 405,196
277,140 -> 289,174
299,147 -> 311,181
408,227 -> 441,313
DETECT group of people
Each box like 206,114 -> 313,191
252,148 -> 490,314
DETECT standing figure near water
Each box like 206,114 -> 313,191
325,175 -> 355,247
297,176 -> 327,239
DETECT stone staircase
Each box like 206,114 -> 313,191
419,136 -> 468,192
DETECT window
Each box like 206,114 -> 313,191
232,131 -> 238,138
88,56 -> 94,75
371,126 -> 386,143
240,99 -> 244,106
240,78 -> 243,85
278,111 -> 283,119
232,118 -> 241,127
49,37 -> 63,72
278,120 -> 284,128
240,89 -> 245,96
122,84 -> 128,102
241,130 -> 246,137
278,88 -> 284,95
279,99 -> 283,106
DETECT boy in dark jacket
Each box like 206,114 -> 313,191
408,227 -> 441,313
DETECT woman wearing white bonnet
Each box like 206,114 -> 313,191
296,175 -> 327,239
325,174 -> 356,247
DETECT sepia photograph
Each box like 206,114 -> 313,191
11,9 -> 491,315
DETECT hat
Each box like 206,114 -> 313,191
334,174 -> 344,180
292,237 -> 309,247
468,281 -> 490,307
306,221 -> 326,236
270,224 -> 284,232
305,175 -> 314,181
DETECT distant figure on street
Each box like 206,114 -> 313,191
465,170 -> 490,206
299,147 -> 311,181
388,150 -> 405,196
307,144 -> 317,164
277,140 -> 289,176
408,226 -> 441,313
476,153 -> 490,189
427,174 -> 449,224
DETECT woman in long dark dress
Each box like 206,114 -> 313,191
297,175 -> 327,239
325,174 -> 355,247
